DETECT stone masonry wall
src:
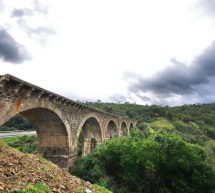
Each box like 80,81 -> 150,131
0,74 -> 136,169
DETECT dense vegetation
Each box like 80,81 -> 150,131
0,114 -> 34,131
17,182 -> 51,193
1,135 -> 38,153
86,102 -> 215,143
86,102 -> 215,162
72,129 -> 215,193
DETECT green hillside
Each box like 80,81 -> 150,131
85,102 -> 215,167
86,102 -> 215,143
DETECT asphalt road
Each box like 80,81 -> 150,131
0,131 -> 36,138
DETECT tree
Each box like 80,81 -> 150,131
72,130 -> 215,193
205,140 -> 215,166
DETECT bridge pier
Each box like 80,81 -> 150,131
82,138 -> 103,157
46,156 -> 75,170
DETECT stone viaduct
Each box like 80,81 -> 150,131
0,74 -> 136,170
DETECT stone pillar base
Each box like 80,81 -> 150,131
45,156 -> 76,171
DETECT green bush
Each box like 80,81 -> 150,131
148,118 -> 174,130
0,126 -> 14,131
17,182 -> 51,193
206,127 -> 215,139
72,129 -> 215,193
1,135 -> 38,153
0,114 -> 33,131
205,140 -> 215,167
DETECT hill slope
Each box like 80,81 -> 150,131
86,102 -> 215,143
85,102 -> 215,167
0,140 -> 111,193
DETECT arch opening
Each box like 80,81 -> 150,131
0,107 -> 70,168
78,117 -> 102,157
106,120 -> 118,139
121,122 -> 128,135
130,123 -> 134,130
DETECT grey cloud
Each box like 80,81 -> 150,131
16,19 -> 56,44
136,94 -> 177,106
136,94 -> 151,102
26,26 -> 56,44
109,94 -> 129,103
109,94 -> 136,104
10,1 -> 53,44
27,26 -> 56,37
11,0 -> 48,18
197,0 -> 215,17
125,41 -> 215,104
33,0 -> 48,14
11,8 -> 32,18
0,0 -> 4,12
0,27 -> 29,64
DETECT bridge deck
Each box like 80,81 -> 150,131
0,74 -> 134,121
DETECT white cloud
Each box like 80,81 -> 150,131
0,0 -> 215,105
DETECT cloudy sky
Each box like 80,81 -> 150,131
0,0 -> 215,106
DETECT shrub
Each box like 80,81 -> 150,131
2,135 -> 38,153
72,129 -> 215,193
17,182 -> 51,193
205,140 -> 215,166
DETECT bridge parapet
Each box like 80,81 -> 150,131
0,74 -> 132,119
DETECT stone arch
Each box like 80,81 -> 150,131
1,107 -> 71,169
77,116 -> 102,157
105,120 -> 118,139
121,121 -> 128,135
76,114 -> 103,140
130,122 -> 134,130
